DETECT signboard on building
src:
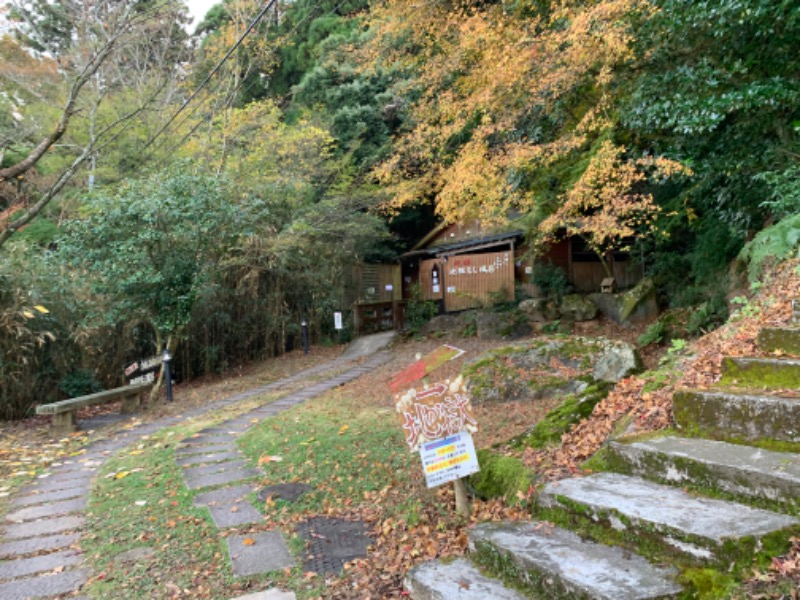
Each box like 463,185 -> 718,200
419,431 -> 480,488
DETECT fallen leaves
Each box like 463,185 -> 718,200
258,455 -> 283,465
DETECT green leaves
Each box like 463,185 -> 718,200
58,164 -> 242,340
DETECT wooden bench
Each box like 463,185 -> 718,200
36,382 -> 153,435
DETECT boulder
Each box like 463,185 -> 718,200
592,339 -> 644,382
619,278 -> 658,323
475,312 -> 505,340
464,336 -> 643,404
518,298 -> 560,322
590,277 -> 658,326
418,313 -> 466,336
559,294 -> 598,322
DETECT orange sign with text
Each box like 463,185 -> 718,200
395,376 -> 477,452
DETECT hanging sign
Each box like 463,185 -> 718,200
334,311 -> 343,330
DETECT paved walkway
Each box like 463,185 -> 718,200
0,335 -> 393,599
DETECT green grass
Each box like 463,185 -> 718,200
237,394 -> 418,519
79,392 -> 311,599
81,425 -> 239,599
80,385 -> 432,599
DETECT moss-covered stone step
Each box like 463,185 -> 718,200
720,356 -> 800,389
758,327 -> 800,356
537,473 -> 797,566
470,521 -> 682,600
672,389 -> 800,443
404,557 -> 525,599
607,436 -> 800,513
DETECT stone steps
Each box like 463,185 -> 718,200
672,389 -> 800,443
606,436 -> 800,513
758,326 -> 800,355
404,557 -> 526,600
721,356 -> 800,389
537,472 -> 797,565
470,521 -> 682,600
407,315 -> 800,600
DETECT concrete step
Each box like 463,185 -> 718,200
537,473 -> 797,565
607,436 -> 800,513
469,521 -> 682,600
404,557 -> 525,600
720,356 -> 800,389
759,327 -> 800,356
672,389 -> 800,443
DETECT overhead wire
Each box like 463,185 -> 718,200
156,0 -> 354,159
139,0 -> 280,154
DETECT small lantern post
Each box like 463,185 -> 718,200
162,347 -> 173,402
301,320 -> 309,354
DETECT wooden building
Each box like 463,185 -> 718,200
351,221 -> 646,329
401,222 -> 523,313
350,263 -> 402,334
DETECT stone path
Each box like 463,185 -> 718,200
180,351 -> 390,581
0,337 -> 392,599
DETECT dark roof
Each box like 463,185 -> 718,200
402,230 -> 524,259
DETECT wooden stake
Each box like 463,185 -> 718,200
454,478 -> 470,518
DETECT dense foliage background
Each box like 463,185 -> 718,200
1,0 -> 798,417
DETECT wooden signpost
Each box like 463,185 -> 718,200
391,346 -> 479,517
124,355 -> 162,385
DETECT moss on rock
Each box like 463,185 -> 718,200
464,336 -> 638,404
512,383 -> 612,450
469,449 -> 535,502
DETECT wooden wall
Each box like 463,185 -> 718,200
442,251 -> 514,312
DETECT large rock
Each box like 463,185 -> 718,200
590,277 -> 658,326
593,339 -> 644,382
418,313 -> 464,336
475,312 -> 504,340
518,298 -> 560,322
559,294 -> 598,322
464,336 -> 642,404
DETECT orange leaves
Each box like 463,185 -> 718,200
539,140 -> 690,268
257,455 -> 283,465
364,0 -> 665,226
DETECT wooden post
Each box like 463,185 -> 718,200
454,478 -> 470,518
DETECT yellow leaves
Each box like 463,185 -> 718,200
242,537 -> 256,546
114,471 -> 131,480
338,425 -> 350,436
34,305 -> 49,314
539,140 -> 690,259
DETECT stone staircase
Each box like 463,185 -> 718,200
404,309 -> 800,599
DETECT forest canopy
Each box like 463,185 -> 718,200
1,0 -> 798,417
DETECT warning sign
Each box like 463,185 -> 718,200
419,431 -> 479,488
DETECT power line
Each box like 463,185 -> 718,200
140,0 -> 279,153
158,0 -> 354,158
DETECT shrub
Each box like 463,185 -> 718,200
532,263 -> 571,300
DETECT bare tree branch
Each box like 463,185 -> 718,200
0,28 -> 124,182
